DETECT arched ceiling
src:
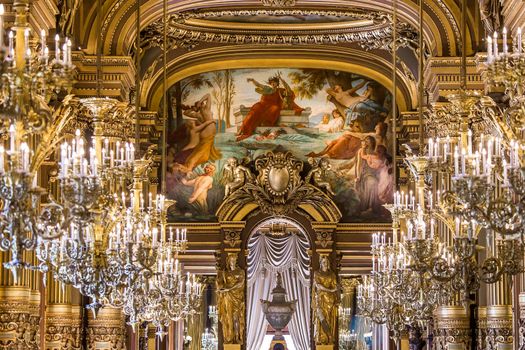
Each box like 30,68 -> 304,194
79,0 -> 480,57
74,0 -> 481,111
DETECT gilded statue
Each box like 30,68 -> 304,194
479,0 -> 502,34
306,158 -> 335,196
221,157 -> 254,197
312,255 -> 339,345
57,0 -> 80,37
216,253 -> 246,344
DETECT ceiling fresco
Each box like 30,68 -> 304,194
164,67 -> 394,223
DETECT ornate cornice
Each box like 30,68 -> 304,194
140,8 -> 418,52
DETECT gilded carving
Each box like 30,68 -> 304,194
261,0 -> 295,6
312,255 -> 338,345
433,313 -> 471,350
216,253 -> 245,345
223,230 -> 241,248
221,157 -> 254,197
0,301 -> 40,350
45,324 -> 81,350
218,151 -> 338,219
315,231 -> 333,248
87,308 -> 126,350
306,158 -> 335,196
140,9 -> 418,52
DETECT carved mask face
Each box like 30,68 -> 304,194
320,256 -> 329,271
228,256 -> 237,270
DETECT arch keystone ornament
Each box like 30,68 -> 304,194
216,151 -> 341,222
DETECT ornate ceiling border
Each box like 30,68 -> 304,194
140,8 -> 418,52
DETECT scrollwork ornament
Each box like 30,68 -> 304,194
316,231 -> 333,248
217,151 -> 340,220
223,230 -> 241,248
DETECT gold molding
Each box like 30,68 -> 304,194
185,18 -> 375,31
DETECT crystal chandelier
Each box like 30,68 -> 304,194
202,305 -> 219,350
0,4 -> 77,276
339,329 -> 357,350
119,228 -> 199,338
37,127 -> 135,311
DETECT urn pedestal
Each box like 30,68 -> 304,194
316,345 -> 335,350
261,273 -> 297,342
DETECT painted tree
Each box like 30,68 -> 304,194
170,74 -> 213,129
211,70 -> 236,131
288,69 -> 364,113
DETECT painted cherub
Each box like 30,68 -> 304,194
306,158 -> 335,196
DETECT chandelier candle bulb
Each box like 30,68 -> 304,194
61,43 -> 67,65
8,31 -> 13,58
24,29 -> 30,55
461,148 -> 466,176
487,36 -> 493,61
0,146 -> 4,173
518,28 -> 523,53
503,27 -> 508,54
67,39 -> 71,66
54,34 -> 60,60
503,159 -> 508,185
494,32 -> 499,57
40,30 -> 46,56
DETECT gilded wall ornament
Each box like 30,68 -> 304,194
223,230 -> 241,248
315,231 -> 333,248
0,301 -> 40,350
140,8 -> 418,52
218,151 -> 339,220
261,0 -> 295,6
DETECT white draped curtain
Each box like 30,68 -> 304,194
247,230 -> 311,350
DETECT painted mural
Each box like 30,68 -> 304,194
165,68 -> 394,222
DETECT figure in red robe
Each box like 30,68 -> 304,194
236,73 -> 304,141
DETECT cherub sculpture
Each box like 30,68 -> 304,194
221,157 -> 254,197
306,158 -> 335,196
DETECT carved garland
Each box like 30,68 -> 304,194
140,8 -> 418,52
0,301 -> 40,350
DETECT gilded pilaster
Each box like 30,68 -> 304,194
477,306 -> 487,350
87,307 -> 126,350
486,245 -> 513,349
0,251 -> 40,350
44,278 -> 82,350
486,305 -> 513,350
519,293 -> 525,350
433,306 -> 471,350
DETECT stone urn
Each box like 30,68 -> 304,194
261,273 -> 297,341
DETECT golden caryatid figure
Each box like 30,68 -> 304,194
216,253 -> 246,344
312,255 -> 339,345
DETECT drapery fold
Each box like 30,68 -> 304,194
247,231 -> 311,350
